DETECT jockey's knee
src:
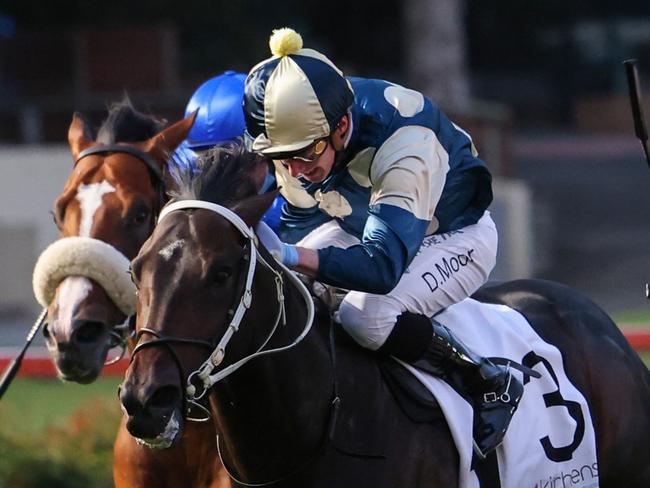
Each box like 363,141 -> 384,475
337,292 -> 402,351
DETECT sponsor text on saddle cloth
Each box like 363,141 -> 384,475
397,299 -> 599,488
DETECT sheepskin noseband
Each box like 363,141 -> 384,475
33,236 -> 136,315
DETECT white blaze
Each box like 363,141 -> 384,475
76,181 -> 116,237
159,239 -> 185,261
53,276 -> 93,339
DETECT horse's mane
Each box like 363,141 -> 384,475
168,138 -> 265,206
96,97 -> 167,144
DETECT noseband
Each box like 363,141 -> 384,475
130,200 -> 315,419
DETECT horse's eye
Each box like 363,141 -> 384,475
211,267 -> 232,285
131,208 -> 150,227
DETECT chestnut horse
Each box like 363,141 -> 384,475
120,145 -> 650,487
41,101 -> 229,487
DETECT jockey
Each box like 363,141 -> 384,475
244,28 -> 524,458
172,70 -> 283,231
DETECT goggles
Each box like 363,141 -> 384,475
276,139 -> 328,165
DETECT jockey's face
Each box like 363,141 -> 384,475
278,115 -> 350,183
280,140 -> 336,182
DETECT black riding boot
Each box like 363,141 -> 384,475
378,312 -> 524,459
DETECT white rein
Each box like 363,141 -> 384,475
156,200 -> 315,402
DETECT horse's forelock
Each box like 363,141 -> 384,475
168,139 -> 264,206
97,97 -> 167,145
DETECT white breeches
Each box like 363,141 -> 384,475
297,211 -> 498,350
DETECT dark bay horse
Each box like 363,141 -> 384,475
120,146 -> 650,487
40,101 -> 230,487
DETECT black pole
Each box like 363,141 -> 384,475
0,308 -> 47,400
623,59 -> 650,168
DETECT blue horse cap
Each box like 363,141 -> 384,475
184,71 -> 247,149
244,28 -> 354,157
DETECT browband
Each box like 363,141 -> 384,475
75,144 -> 164,181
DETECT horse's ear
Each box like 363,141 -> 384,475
231,190 -> 279,228
143,111 -> 197,164
68,113 -> 94,160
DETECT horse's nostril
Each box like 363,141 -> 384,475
73,320 -> 106,344
120,386 -> 142,417
147,385 -> 181,411
42,323 -> 52,340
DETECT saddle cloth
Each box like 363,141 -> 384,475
398,298 -> 600,488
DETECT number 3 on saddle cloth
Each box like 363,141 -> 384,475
313,283 -> 600,488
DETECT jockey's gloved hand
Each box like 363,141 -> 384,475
255,221 -> 299,266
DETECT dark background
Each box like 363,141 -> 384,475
2,0 -> 649,134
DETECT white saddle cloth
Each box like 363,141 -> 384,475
398,298 -> 600,488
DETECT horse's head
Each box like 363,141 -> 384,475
38,102 -> 195,383
119,143 -> 276,447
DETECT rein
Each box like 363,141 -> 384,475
154,200 -> 315,402
133,199 -> 338,486
130,200 -> 314,417
215,309 -> 341,487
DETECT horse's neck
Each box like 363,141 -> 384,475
210,266 -> 334,481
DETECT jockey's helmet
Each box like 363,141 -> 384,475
184,71 -> 246,149
243,28 -> 354,157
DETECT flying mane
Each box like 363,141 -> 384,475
96,97 -> 167,144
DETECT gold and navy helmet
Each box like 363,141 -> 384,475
244,28 -> 354,157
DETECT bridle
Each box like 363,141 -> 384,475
105,314 -> 136,365
72,143 -> 166,361
130,200 -> 315,420
74,143 -> 167,214
129,199 -> 344,486
75,143 -> 164,180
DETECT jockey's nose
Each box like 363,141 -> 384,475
286,160 -> 308,178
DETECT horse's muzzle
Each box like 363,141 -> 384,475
119,381 -> 184,445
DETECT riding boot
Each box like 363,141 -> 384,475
377,312 -> 524,459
